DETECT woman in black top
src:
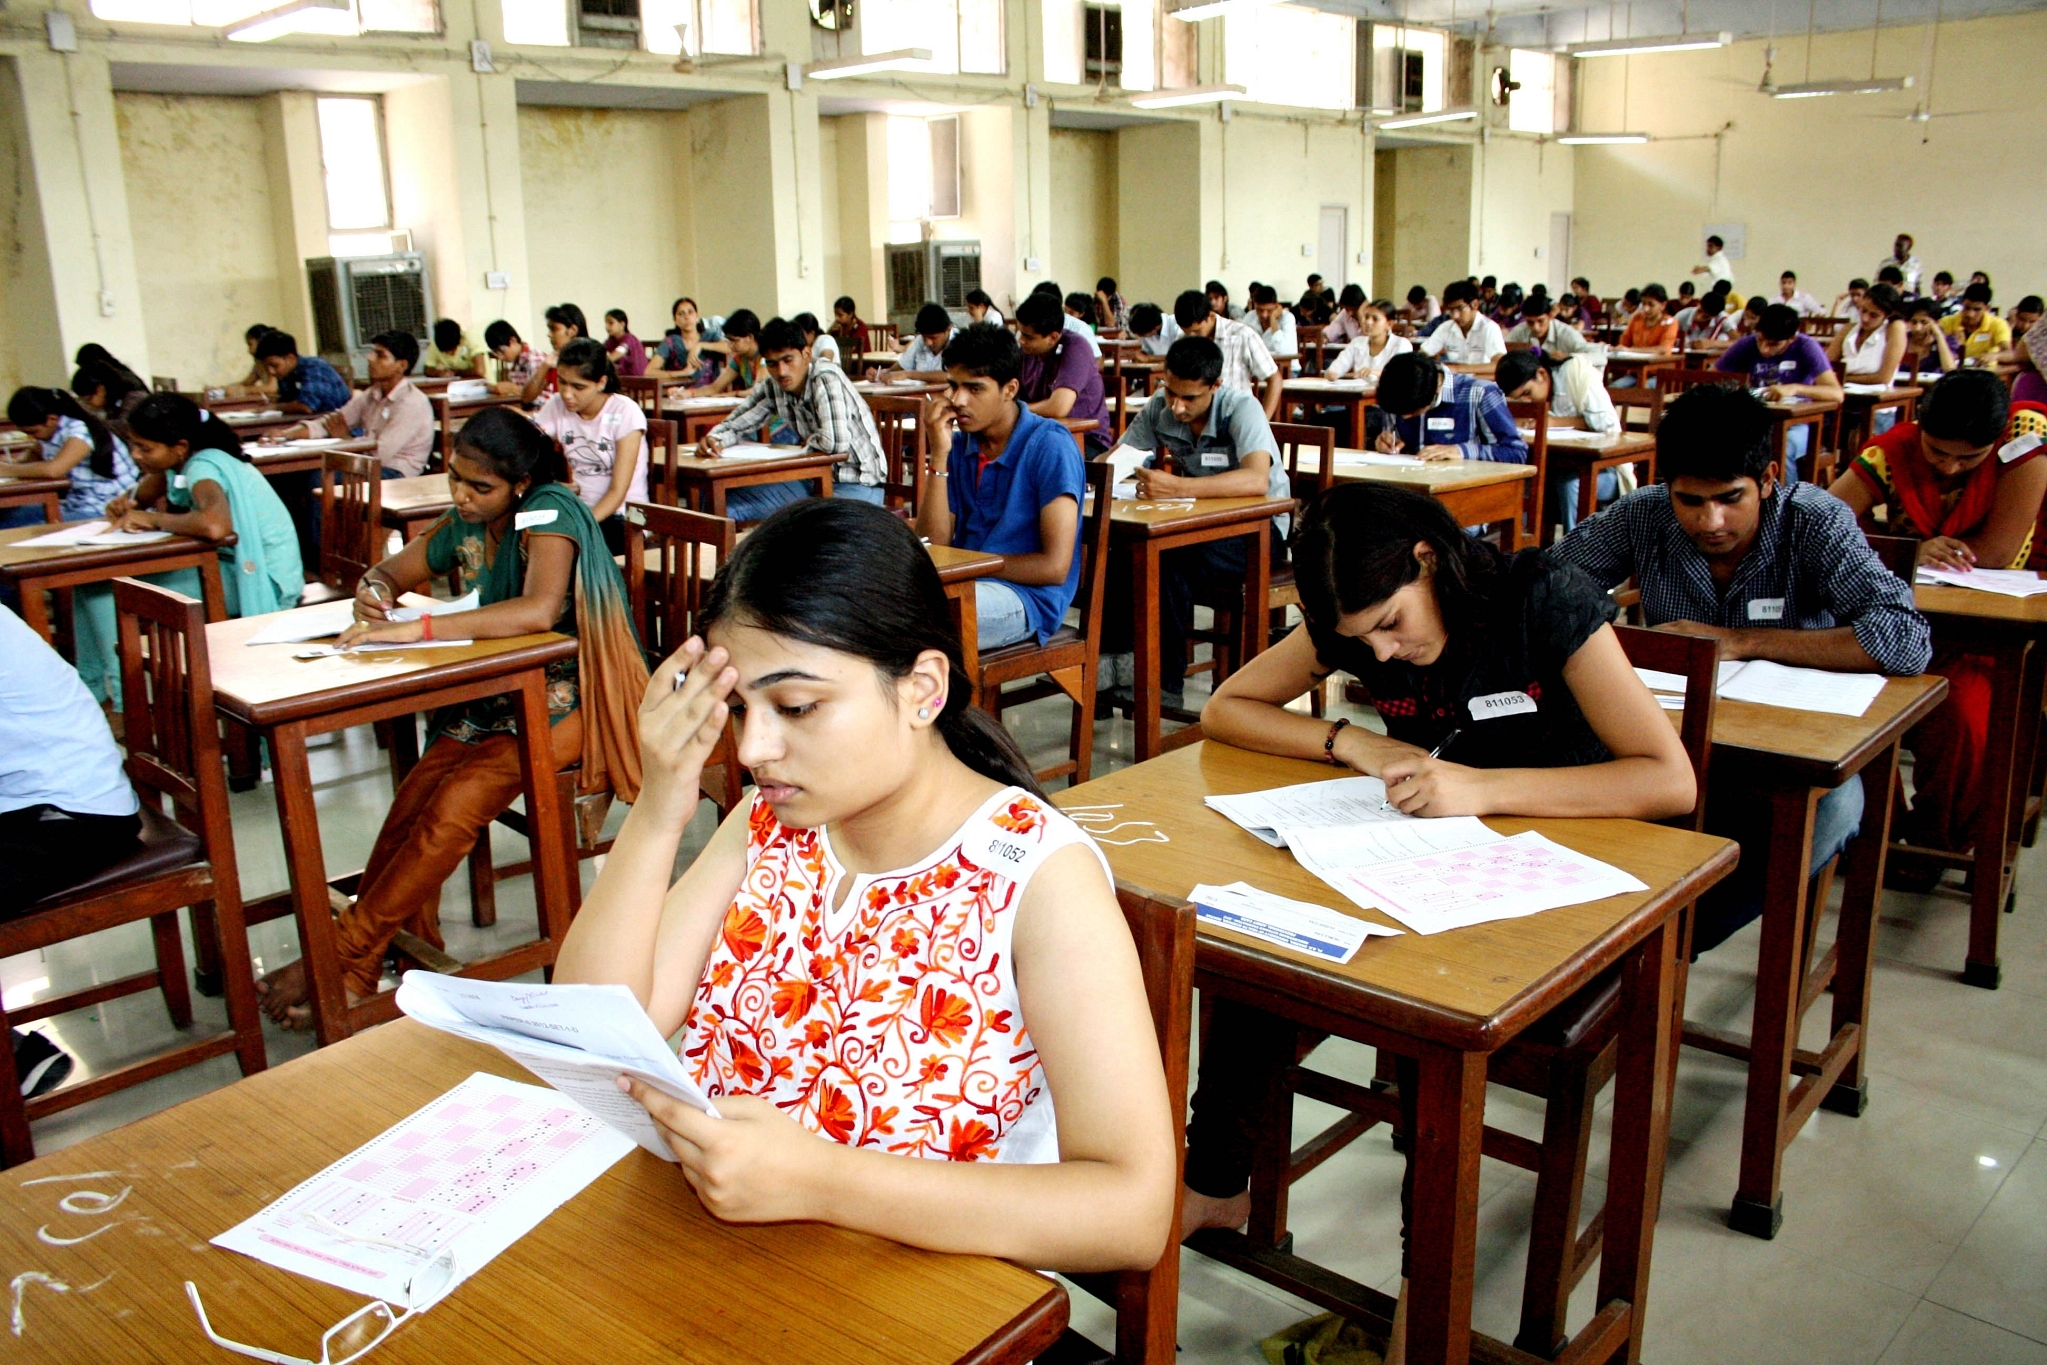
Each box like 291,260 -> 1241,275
1187,484 -> 1694,1365
1205,481 -> 1693,818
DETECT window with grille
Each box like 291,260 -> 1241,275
1084,4 -> 1122,81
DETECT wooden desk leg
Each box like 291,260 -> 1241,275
1405,1041 -> 1485,1365
1964,638 -> 2030,989
1350,400 -> 1365,451
1824,749 -> 1899,1115
16,577 -> 52,642
1242,526 -> 1271,665
269,721 -> 354,1045
513,672 -> 574,968
1578,459 -> 1598,525
1598,913 -> 1680,1364
818,467 -> 835,498
953,583 -> 982,709
198,557 -> 228,624
1132,541 -> 1163,762
1731,783 -> 1819,1238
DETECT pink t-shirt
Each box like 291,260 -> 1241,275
533,392 -> 648,514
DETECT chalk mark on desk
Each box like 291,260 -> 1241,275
1064,804 -> 1170,846
9,1270 -> 111,1337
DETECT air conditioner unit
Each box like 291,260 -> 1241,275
305,254 -> 432,374
885,241 -> 983,333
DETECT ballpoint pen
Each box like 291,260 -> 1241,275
1428,729 -> 1463,759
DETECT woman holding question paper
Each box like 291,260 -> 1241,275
555,498 -> 1177,1273
1185,481 -> 1694,1363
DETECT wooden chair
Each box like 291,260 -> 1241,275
1038,887 -> 1195,1365
622,500 -> 745,815
309,449 -> 384,599
0,578 -> 266,1167
643,417 -> 680,507
1192,423 -> 1333,704
863,322 -> 899,357
1863,532 -> 1919,583
1606,382 -> 1664,435
1655,367 -> 1743,401
977,460 -> 1114,787
1507,398 -> 1551,548
1251,626 -> 1719,1359
619,373 -> 663,420
867,392 -> 928,515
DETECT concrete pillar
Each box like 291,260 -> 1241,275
3,51 -> 150,383
829,112 -> 889,318
257,92 -> 329,348
1116,120 -> 1202,307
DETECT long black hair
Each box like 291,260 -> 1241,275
126,392 -> 248,462
453,404 -> 571,490
1493,347 -> 1565,397
72,344 -> 144,392
1292,482 -> 1508,666
7,386 -> 122,478
71,359 -> 143,416
555,337 -> 620,395
701,499 -> 1047,799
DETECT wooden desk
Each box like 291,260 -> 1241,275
0,1019 -> 1066,1365
1909,579 -> 2047,989
212,409 -> 303,440
248,436 -> 379,479
1281,379 -> 1376,449
1520,431 -> 1655,527
670,449 -> 838,518
0,521 -> 228,644
1604,351 -> 1679,385
207,606 -> 579,1044
1057,742 -> 1738,1365
378,474 -> 455,544
657,392 -> 744,446
0,474 -> 66,524
928,544 -> 1005,699
1112,496 -> 1292,761
1838,384 -> 1923,459
433,393 -> 527,465
1317,455 -> 1539,548
1685,676 -> 1948,1238
1761,397 -> 1840,482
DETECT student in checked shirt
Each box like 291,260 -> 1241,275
697,316 -> 887,520
1185,481 -> 1693,1365
1172,289 -> 1282,419
1372,352 -> 1528,465
1551,383 -> 1932,953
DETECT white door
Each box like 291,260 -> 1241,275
1548,212 -> 1572,296
1319,206 -> 1349,288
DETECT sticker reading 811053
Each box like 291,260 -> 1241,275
1468,689 -> 1538,720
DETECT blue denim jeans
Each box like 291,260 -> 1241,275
1694,775 -> 1865,957
974,580 -> 1034,650
722,477 -> 883,520
1548,468 -> 1619,535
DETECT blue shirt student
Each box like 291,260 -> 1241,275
1391,371 -> 1529,465
946,405 -> 1087,646
278,354 -> 352,413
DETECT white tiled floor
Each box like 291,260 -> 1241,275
11,660 -> 2047,1364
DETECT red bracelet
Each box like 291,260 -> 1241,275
421,612 -> 433,642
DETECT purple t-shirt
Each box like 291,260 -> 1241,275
1716,333 -> 1832,388
1019,335 -> 1108,446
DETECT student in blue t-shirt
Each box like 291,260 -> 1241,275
914,323 -> 1086,652
253,330 -> 351,414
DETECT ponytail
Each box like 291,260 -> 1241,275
8,386 -> 120,478
702,498 -> 1049,800
127,392 -> 248,462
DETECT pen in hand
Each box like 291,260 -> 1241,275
1428,729 -> 1463,760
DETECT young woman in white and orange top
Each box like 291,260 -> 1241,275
1323,299 -> 1413,381
1830,281 -> 1909,389
554,498 -> 1175,1272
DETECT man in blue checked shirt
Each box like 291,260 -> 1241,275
1551,383 -> 1932,959
254,330 -> 351,415
1373,352 -> 1528,465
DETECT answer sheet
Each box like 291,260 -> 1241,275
1206,776 -> 1410,846
1916,566 -> 2047,597
397,973 -> 721,1159
1334,830 -> 1648,935
1189,882 -> 1399,963
212,1071 -> 632,1301
1633,662 -> 1886,717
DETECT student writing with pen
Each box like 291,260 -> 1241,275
1184,479 -> 1693,1365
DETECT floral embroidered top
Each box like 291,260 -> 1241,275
679,786 -> 1110,1166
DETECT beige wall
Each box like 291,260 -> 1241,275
114,92 -> 288,390
1571,10 -> 2047,303
817,116 -> 843,309
0,62 -> 50,396
1116,120 -> 1202,310
517,104 -> 692,344
1214,116 -> 1370,302
956,107 -> 1018,313
828,113 -> 887,319
686,94 -> 785,319
1375,143 -> 1475,303
1049,128 -> 1117,301
1475,135 -> 1573,294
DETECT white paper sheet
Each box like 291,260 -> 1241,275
1284,816 -> 1499,877
712,442 -> 799,461
211,1072 -> 632,1301
1205,776 -> 1411,847
1350,452 -> 1425,467
280,437 -> 348,449
1189,882 -> 1399,964
1715,660 -> 1886,717
13,520 -> 111,547
293,639 -> 474,657
244,601 -> 359,644
1916,566 -> 2047,597
1332,830 -> 1649,935
1106,445 -> 1151,484
387,590 -> 480,623
1843,382 -> 1893,396
396,973 -> 721,1160
1633,666 -> 1688,694
78,528 -> 174,546
218,409 -> 284,422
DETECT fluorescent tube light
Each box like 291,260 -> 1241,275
1374,106 -> 1478,130
1169,0 -> 1276,21
1767,75 -> 1914,98
1566,31 -> 1730,58
226,0 -> 357,42
803,48 -> 934,80
1557,131 -> 1651,144
1128,83 -> 1247,108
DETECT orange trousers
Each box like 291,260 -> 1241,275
335,712 -> 582,997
